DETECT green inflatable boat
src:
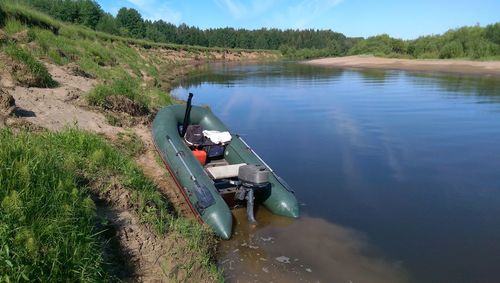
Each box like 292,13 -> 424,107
152,94 -> 299,239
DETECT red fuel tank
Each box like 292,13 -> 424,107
192,148 -> 207,165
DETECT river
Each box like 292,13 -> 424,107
172,62 -> 500,283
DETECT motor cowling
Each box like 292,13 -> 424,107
238,164 -> 270,188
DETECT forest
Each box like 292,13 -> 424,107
12,0 -> 500,59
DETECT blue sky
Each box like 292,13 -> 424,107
96,0 -> 500,39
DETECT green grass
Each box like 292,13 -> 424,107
87,77 -> 173,113
87,77 -> 145,108
115,131 -> 146,158
2,42 -> 57,87
3,18 -> 24,35
0,128 -> 223,282
0,1 -> 60,34
0,129 -> 109,282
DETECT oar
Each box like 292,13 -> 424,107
181,92 -> 194,137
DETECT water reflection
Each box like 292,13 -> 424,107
178,62 -> 500,100
219,209 -> 410,283
409,72 -> 500,97
174,62 -> 500,282
178,62 -> 345,89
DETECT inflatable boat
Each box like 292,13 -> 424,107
152,94 -> 299,239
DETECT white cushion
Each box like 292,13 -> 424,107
203,130 -> 232,144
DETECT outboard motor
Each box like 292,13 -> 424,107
236,164 -> 270,223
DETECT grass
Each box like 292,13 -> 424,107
2,42 -> 57,88
0,129 -> 109,282
0,128 -> 223,281
87,77 -> 146,108
87,77 -> 173,113
0,1 -> 60,34
114,130 -> 146,158
3,18 -> 24,35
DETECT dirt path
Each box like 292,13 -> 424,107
304,55 -> 500,76
1,61 -> 201,282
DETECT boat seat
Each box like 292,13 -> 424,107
206,163 -> 246,179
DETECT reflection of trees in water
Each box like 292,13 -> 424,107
355,69 -> 500,98
176,62 -> 500,104
408,73 -> 500,99
176,62 -> 345,89
358,69 -> 390,82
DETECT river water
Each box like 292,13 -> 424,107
172,62 -> 500,283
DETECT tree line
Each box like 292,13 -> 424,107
13,0 -> 500,59
348,24 -> 500,59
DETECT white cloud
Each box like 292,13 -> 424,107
213,0 -> 344,29
125,0 -> 181,24
214,0 -> 277,20
269,0 -> 344,29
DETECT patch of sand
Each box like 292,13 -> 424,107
304,55 -> 500,76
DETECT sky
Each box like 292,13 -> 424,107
96,0 -> 500,39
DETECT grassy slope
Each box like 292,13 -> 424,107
0,129 -> 222,282
0,2 -> 280,282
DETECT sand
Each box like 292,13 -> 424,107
304,55 -> 500,76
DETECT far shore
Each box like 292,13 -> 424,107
304,55 -> 500,76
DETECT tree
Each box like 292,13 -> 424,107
439,41 -> 464,58
116,8 -> 145,38
96,13 -> 119,35
78,0 -> 102,29
485,23 -> 500,45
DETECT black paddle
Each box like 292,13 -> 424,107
181,92 -> 194,137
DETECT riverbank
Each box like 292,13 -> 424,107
304,55 -> 500,76
0,3 -> 279,281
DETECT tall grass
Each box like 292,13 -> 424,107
0,1 -> 60,33
0,129 -> 108,282
3,18 -> 24,35
0,128 -> 222,281
87,77 -> 145,107
87,77 -> 172,112
3,42 -> 57,87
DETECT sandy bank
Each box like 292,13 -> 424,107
304,55 -> 500,76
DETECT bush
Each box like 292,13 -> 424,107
485,23 -> 500,45
439,41 -> 464,58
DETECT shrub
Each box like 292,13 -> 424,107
439,41 -> 464,59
